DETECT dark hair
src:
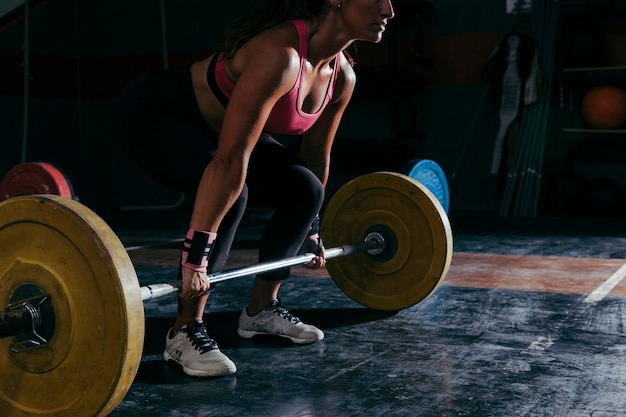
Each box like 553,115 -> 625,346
219,0 -> 340,60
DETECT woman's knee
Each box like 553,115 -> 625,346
289,165 -> 325,209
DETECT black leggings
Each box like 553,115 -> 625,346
116,66 -> 324,281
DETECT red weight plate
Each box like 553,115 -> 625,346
0,162 -> 75,201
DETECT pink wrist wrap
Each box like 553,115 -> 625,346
181,228 -> 217,272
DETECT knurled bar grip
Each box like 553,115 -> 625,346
140,238 -> 380,301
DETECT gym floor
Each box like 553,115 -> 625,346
103,209 -> 626,417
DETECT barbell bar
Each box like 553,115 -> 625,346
0,171 -> 453,417
140,236 -> 382,300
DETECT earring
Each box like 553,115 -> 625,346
337,2 -> 342,8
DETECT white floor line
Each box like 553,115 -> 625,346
125,238 -> 184,252
583,262 -> 626,303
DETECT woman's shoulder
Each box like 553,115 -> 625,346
224,23 -> 301,91
249,21 -> 300,51
338,53 -> 357,86
327,53 -> 357,104
233,22 -> 302,70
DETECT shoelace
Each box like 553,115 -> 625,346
186,323 -> 218,353
266,302 -> 300,324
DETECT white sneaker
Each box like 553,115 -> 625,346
237,299 -> 324,344
163,321 -> 236,377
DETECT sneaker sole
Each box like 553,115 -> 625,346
163,350 -> 236,377
237,328 -> 324,344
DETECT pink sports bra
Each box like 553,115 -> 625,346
207,19 -> 341,135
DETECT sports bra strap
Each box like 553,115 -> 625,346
207,54 -> 229,108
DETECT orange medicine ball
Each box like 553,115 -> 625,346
581,85 -> 626,129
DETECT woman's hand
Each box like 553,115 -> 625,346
305,251 -> 326,270
300,234 -> 326,269
180,266 -> 211,300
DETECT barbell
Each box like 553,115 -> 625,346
0,171 -> 453,417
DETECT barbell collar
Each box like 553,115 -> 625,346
0,292 -> 55,352
0,302 -> 39,339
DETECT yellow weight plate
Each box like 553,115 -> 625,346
0,195 -> 144,417
322,172 -> 453,311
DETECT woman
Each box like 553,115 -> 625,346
117,0 -> 394,377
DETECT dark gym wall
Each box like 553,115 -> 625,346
0,0 -> 515,212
